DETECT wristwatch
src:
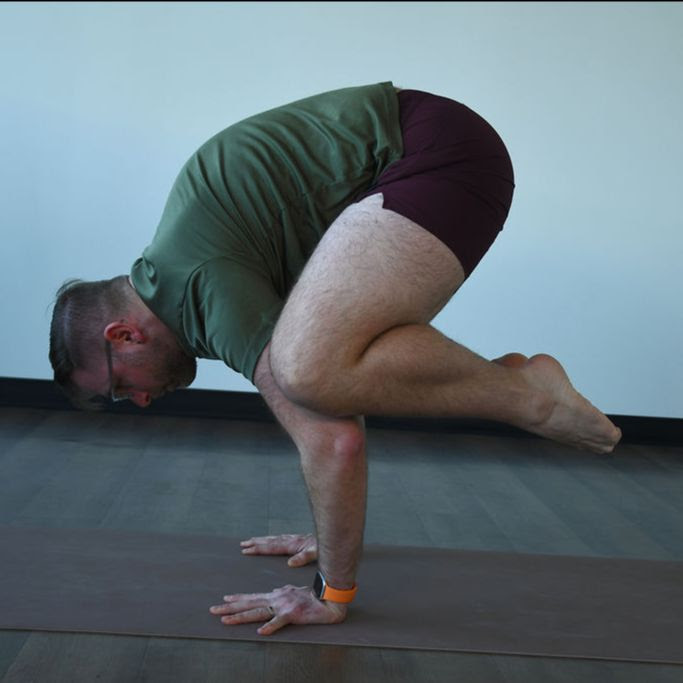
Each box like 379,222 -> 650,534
313,571 -> 358,604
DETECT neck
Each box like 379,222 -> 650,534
124,275 -> 180,349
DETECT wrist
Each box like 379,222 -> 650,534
313,570 -> 358,604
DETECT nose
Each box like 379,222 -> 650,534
130,392 -> 152,408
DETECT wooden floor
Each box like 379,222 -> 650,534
0,406 -> 681,682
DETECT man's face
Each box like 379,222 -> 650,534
73,333 -> 197,408
109,335 -> 198,407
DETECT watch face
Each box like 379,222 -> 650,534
313,571 -> 324,598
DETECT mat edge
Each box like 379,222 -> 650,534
0,626 -> 680,666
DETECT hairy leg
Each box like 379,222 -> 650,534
271,195 -> 621,453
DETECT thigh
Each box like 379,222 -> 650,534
273,193 -> 466,364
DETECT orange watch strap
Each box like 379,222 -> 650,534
321,582 -> 358,604
314,571 -> 358,603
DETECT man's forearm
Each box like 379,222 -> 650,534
299,428 -> 367,589
253,344 -> 367,590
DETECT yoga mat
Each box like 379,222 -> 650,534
0,525 -> 681,664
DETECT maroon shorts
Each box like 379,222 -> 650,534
358,89 -> 515,278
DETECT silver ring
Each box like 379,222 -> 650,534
266,605 -> 275,617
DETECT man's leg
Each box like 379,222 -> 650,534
270,194 -> 621,454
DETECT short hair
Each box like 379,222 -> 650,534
49,275 -> 129,410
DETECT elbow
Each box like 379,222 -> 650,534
301,418 -> 366,469
331,422 -> 366,462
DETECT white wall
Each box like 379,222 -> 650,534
1,1 -> 681,417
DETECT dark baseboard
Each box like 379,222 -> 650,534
0,377 -> 681,447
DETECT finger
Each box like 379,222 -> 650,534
211,602 -> 249,616
241,542 -> 284,554
241,534 -> 295,546
241,540 -> 290,556
257,613 -> 290,636
221,592 -> 263,602
220,607 -> 273,626
240,534 -> 309,554
240,536 -> 268,549
241,544 -> 275,555
222,591 -> 270,602
240,545 -> 262,555
210,595 -> 267,615
240,535 -> 275,547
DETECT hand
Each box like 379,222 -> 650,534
240,533 -> 318,567
210,584 -> 347,635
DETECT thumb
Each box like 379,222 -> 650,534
288,550 -> 315,567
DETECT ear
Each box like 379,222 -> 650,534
103,322 -> 146,346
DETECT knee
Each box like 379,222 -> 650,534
269,328 -> 342,414
268,330 -> 312,404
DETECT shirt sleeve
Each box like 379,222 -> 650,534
182,257 -> 284,383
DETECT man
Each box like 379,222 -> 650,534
49,82 -> 622,635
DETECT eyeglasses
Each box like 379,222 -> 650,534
104,340 -> 132,403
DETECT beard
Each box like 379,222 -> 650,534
128,336 -> 197,394
154,336 -> 197,391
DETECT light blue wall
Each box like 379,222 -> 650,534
1,2 -> 681,417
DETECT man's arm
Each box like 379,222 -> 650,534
255,342 -> 368,589
210,342 -> 367,634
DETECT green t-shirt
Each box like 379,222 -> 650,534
130,82 -> 403,383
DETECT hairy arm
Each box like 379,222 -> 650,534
211,342 -> 367,633
253,342 -> 367,591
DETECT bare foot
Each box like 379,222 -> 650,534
517,354 -> 622,454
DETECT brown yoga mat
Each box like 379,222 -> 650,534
0,525 -> 681,664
